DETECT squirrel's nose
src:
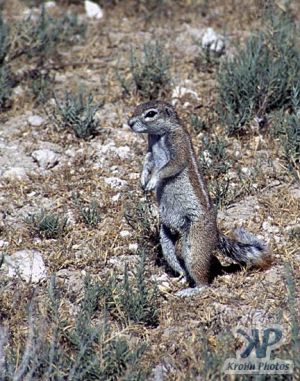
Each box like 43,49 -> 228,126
128,117 -> 136,129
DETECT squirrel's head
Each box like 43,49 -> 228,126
128,100 -> 180,135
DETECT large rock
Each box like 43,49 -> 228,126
3,250 -> 47,283
32,149 -> 60,170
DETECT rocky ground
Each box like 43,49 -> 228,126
0,1 -> 299,380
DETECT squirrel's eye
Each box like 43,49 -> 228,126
145,110 -> 157,119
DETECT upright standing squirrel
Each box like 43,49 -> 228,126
128,100 -> 271,297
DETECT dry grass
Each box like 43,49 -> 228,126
0,0 -> 299,380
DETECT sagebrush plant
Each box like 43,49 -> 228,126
199,135 -> 236,208
10,6 -> 86,65
120,249 -> 159,327
124,197 -> 159,251
26,210 -> 68,239
273,86 -> 300,180
0,276 -> 149,381
0,66 -> 13,111
0,13 -> 10,64
73,194 -> 102,227
53,90 -> 103,139
217,8 -> 300,134
118,41 -> 171,99
189,113 -> 206,134
193,41 -> 221,73
30,70 -> 55,104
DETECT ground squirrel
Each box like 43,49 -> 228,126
128,100 -> 272,297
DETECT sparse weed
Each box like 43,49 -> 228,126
194,43 -> 220,73
1,276 -> 149,380
53,90 -> 103,139
119,41 -> 171,99
189,113 -> 206,134
199,135 -> 237,208
121,249 -> 159,327
273,86 -> 300,180
0,13 -> 10,64
124,197 -> 159,251
30,70 -> 55,104
26,209 -> 68,239
217,9 -> 300,134
0,66 -> 13,111
74,196 -> 102,227
10,6 -> 85,65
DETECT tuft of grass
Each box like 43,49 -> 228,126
1,276 -> 149,380
0,13 -> 10,64
79,200 -> 102,227
26,209 -> 68,239
199,135 -> 238,208
189,113 -> 206,135
73,194 -> 102,227
53,90 -> 103,139
217,9 -> 300,135
273,86 -> 300,180
118,41 -> 171,99
11,6 -> 86,65
120,249 -> 159,327
30,70 -> 55,104
0,66 -> 13,111
193,41 -> 221,73
124,197 -> 159,251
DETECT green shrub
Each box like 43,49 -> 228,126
0,66 -> 13,111
11,6 -> 86,64
124,198 -> 159,251
273,86 -> 300,180
0,13 -> 10,64
73,194 -> 102,227
217,10 -> 300,135
30,70 -> 55,104
121,250 -> 159,327
26,210 -> 68,239
1,276 -> 148,381
199,135 -> 238,208
189,113 -> 206,134
118,41 -> 171,99
53,90 -> 103,139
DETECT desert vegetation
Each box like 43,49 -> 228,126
0,0 -> 299,380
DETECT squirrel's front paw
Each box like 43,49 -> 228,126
145,173 -> 159,191
140,170 -> 150,190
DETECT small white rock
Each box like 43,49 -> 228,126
112,193 -> 121,202
3,250 -> 47,283
202,27 -> 225,56
32,149 -> 59,170
28,115 -> 45,127
104,177 -> 127,190
2,167 -> 28,180
171,86 -> 199,105
0,240 -> 8,248
120,230 -> 130,238
44,1 -> 56,8
129,243 -> 138,252
85,0 -> 103,19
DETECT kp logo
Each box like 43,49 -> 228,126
223,325 -> 293,375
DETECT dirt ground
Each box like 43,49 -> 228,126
0,1 -> 299,380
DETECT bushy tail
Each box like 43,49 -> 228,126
218,228 -> 272,268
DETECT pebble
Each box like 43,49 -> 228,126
28,115 -> 45,127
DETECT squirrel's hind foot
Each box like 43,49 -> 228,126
175,285 -> 207,298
